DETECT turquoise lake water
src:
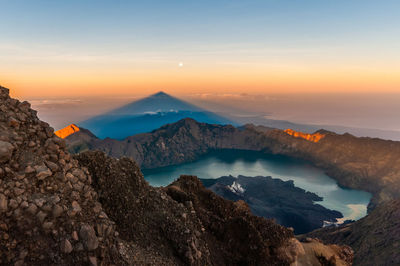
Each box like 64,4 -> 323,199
143,150 -> 372,223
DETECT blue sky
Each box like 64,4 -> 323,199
1,0 -> 400,98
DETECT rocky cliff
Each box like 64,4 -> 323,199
0,87 -> 121,265
0,85 -> 354,265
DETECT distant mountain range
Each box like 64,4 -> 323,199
79,91 -> 234,139
221,113 -> 400,141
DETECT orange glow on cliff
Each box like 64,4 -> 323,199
284,129 -> 325,143
55,124 -> 80,139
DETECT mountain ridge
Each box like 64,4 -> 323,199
64,118 -> 400,210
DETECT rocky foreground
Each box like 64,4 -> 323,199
0,86 -> 355,264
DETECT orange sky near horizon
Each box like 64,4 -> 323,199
5,64 -> 400,99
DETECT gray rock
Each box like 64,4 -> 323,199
0,141 -> 14,163
79,224 -> 99,251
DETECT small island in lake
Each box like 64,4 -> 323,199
201,175 -> 343,234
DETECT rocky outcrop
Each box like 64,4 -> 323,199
284,129 -> 325,143
55,124 -> 80,139
1,85 -> 353,265
304,200 -> 400,266
0,86 -> 122,265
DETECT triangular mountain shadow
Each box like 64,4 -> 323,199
80,91 -> 234,139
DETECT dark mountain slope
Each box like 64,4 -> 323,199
305,200 -> 400,266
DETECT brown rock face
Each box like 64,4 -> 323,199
0,86 -> 121,265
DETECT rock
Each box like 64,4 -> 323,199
26,203 -> 38,215
71,201 -> 81,212
34,198 -> 46,208
9,199 -> 18,209
0,141 -> 14,163
0,193 -> 8,212
79,224 -> 99,251
72,231 -> 79,241
20,201 -> 28,209
88,256 -> 97,266
36,211 -> 47,224
42,222 -> 53,230
72,168 -> 86,181
14,260 -> 24,266
24,165 -> 35,174
28,141 -> 36,147
52,204 -> 64,218
14,188 -> 24,196
45,161 -> 59,172
8,117 -> 19,127
35,165 -> 52,180
60,239 -> 73,254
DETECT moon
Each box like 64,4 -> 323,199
178,62 -> 184,67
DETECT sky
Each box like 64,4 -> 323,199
1,0 -> 400,98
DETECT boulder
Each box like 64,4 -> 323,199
0,141 -> 14,163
